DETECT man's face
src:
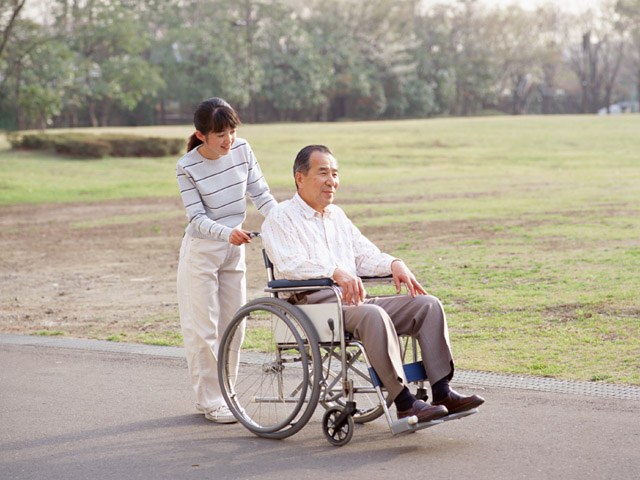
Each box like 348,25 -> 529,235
296,150 -> 339,213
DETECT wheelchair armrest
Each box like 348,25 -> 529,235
267,276 -> 390,289
267,278 -> 334,289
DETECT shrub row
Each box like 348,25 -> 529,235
8,132 -> 185,159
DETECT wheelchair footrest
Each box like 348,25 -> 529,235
390,408 -> 479,435
390,416 -> 444,435
440,408 -> 478,422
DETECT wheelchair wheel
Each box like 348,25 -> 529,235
218,297 -> 322,439
322,407 -> 354,446
319,344 -> 386,424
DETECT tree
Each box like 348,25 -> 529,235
490,6 -> 542,114
533,5 -> 567,114
616,0 -> 640,105
0,0 -> 27,59
150,0 -> 254,122
567,7 -> 626,113
304,0 -> 412,120
0,10 -> 75,130
448,0 -> 498,115
254,3 -> 331,121
52,0 -> 164,126
400,3 -> 452,117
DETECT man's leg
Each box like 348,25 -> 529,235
343,304 -> 407,402
294,290 -> 406,400
369,294 -> 484,413
367,294 -> 454,384
293,290 -> 448,422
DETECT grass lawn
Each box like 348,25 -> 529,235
1,115 -> 639,384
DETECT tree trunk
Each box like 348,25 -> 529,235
88,100 -> 99,127
100,100 -> 111,126
0,0 -> 27,59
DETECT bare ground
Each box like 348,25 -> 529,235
0,197 -> 271,343
0,195 -> 524,343
0,195 -> 602,344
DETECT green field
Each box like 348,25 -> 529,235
1,115 -> 639,384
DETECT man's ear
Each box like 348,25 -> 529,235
294,171 -> 303,190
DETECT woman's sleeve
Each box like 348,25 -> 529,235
245,144 -> 277,217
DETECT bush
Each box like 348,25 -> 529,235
7,132 -> 54,150
10,132 -> 184,159
52,135 -> 111,159
102,135 -> 184,157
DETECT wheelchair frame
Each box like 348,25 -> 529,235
217,245 -> 477,446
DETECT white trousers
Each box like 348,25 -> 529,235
177,234 -> 246,411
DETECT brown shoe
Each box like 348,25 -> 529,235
397,400 -> 448,423
432,390 -> 485,415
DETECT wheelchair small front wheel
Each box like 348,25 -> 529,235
322,407 -> 354,447
319,344 -> 386,424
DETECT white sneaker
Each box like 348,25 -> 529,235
204,405 -> 237,424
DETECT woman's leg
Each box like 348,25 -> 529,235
216,244 -> 247,388
177,235 -> 228,411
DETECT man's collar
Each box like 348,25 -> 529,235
293,192 -> 333,218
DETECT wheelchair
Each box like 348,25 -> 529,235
217,241 -> 478,446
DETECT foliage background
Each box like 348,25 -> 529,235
1,0 -> 640,129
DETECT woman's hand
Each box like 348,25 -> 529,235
229,228 -> 253,245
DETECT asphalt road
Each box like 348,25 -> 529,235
1,340 -> 639,480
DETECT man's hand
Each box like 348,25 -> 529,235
391,259 -> 427,297
332,267 -> 366,306
229,228 -> 253,246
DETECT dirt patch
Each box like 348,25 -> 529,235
2,196 -> 597,343
0,196 -> 520,342
0,197 -> 268,342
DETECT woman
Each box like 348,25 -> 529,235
176,97 -> 276,423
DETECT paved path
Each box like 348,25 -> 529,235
1,335 -> 639,480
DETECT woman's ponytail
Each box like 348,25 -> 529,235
187,133 -> 202,152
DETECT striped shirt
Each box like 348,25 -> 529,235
176,138 -> 276,242
262,193 -> 395,280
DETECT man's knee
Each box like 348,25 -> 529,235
346,304 -> 394,339
413,295 -> 444,318
400,294 -> 446,335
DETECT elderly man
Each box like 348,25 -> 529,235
261,145 -> 484,423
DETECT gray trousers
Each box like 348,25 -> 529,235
291,290 -> 454,402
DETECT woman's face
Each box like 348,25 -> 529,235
196,127 -> 236,159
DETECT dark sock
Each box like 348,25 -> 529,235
394,386 -> 416,411
431,378 -> 451,402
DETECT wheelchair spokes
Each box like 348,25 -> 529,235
218,298 -> 322,439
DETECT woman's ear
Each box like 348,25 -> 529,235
194,130 -> 206,142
